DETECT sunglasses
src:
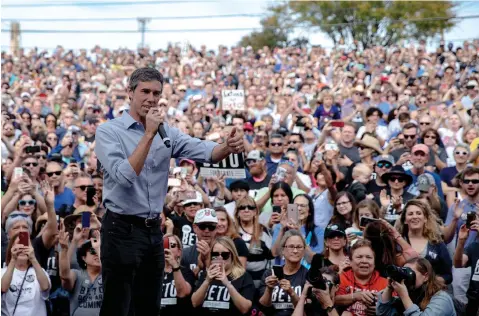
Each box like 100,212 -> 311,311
245,160 -> 260,166
211,251 -> 231,260
9,213 -> 29,219
47,171 -> 62,177
89,248 -> 97,255
35,155 -> 47,160
23,162 -> 38,167
455,151 -> 468,156
169,243 -> 178,249
389,176 -> 405,183
75,185 -> 94,191
288,141 -> 299,145
238,205 -> 256,211
270,142 -> 283,147
463,179 -> 479,184
197,223 -> 217,231
403,135 -> 416,139
376,162 -> 392,169
19,199 -> 36,206
424,135 -> 436,139
184,202 -> 200,207
419,122 -> 431,126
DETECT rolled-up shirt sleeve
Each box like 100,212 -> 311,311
95,125 -> 138,188
169,126 -> 218,162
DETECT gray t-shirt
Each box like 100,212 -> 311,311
339,144 -> 360,163
181,245 -> 199,272
69,269 -> 103,316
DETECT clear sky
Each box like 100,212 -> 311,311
1,0 -> 478,53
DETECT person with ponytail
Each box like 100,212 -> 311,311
377,257 -> 456,316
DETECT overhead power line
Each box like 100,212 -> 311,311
1,14 -> 263,22
1,0 -> 219,7
3,14 -> 479,34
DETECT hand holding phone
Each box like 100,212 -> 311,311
331,121 -> 345,128
19,231 -> 29,247
287,204 -> 299,224
163,237 -> 170,249
359,216 -> 378,229
272,265 -> 285,280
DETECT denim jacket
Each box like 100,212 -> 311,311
377,290 -> 456,316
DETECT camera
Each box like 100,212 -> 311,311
306,255 -> 327,291
386,265 -> 416,289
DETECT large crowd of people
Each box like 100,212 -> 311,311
1,38 -> 479,316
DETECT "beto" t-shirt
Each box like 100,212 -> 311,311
160,267 -> 196,316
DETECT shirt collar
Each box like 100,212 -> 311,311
120,110 -> 139,129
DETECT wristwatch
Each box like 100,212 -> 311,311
172,266 -> 181,272
325,305 -> 335,313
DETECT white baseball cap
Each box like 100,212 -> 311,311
194,208 -> 218,224
182,191 -> 203,206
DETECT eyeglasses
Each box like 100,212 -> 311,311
424,135 -> 436,139
197,223 -> 217,231
35,155 -> 47,160
9,213 -> 29,219
403,134 -> 416,139
288,141 -> 299,145
377,162 -> 392,169
205,108 -> 215,112
238,205 -> 256,211
89,248 -> 97,255
389,176 -> 405,183
19,199 -> 36,206
211,251 -> 231,260
284,245 -> 304,251
419,122 -> 430,126
184,202 -> 200,207
336,201 -> 350,207
23,162 -> 38,167
455,151 -> 468,156
75,185 -> 94,191
47,171 -> 62,177
296,203 -> 308,209
463,179 -> 479,184
270,142 -> 283,147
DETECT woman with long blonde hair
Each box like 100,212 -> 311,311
214,207 -> 249,267
234,197 -> 273,287
396,199 -> 452,285
191,236 -> 255,316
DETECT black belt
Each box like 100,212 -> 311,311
107,210 -> 161,228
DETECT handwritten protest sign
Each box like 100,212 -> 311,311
222,90 -> 245,111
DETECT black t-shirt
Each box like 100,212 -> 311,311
259,266 -> 309,316
181,244 -> 199,272
195,271 -> 255,316
170,214 -> 196,248
233,237 -> 249,259
160,267 -> 196,316
365,178 -> 387,201
247,174 -> 272,191
465,241 -> 479,296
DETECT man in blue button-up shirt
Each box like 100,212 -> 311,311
95,68 -> 244,316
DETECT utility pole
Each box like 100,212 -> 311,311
10,21 -> 21,56
137,17 -> 151,49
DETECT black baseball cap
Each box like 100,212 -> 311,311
324,223 -> 346,239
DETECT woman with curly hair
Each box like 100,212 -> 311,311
396,199 -> 453,285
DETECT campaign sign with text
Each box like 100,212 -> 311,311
198,153 -> 246,179
222,90 -> 245,111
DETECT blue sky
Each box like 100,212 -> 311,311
1,0 -> 478,53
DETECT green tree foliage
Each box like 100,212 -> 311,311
289,1 -> 457,48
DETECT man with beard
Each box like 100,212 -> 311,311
45,161 -> 75,212
1,122 -> 18,159
405,144 -> 444,199
446,167 -> 479,305
245,150 -> 271,193
180,208 -> 218,277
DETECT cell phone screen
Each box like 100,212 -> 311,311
19,232 -> 29,247
272,265 -> 284,280
82,212 -> 91,228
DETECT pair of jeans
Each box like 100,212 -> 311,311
100,211 -> 165,316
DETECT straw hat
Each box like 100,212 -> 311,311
354,134 -> 383,154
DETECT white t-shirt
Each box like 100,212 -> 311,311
1,266 -> 50,316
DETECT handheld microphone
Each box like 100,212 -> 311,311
157,123 -> 171,148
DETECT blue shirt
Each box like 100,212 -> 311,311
54,187 -> 75,212
95,111 -> 218,218
445,198 -> 478,247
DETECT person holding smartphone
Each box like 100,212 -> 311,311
259,230 -> 309,316
191,236 -> 255,316
1,231 -> 51,316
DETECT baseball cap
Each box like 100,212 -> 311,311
466,80 -> 478,88
182,191 -> 203,206
21,92 -> 31,99
374,154 -> 395,165
417,173 -> 436,192
179,158 -> 195,166
194,208 -> 218,224
254,121 -> 266,128
177,84 -> 187,91
412,144 -> 429,155
324,223 -> 346,239
246,150 -> 265,161
243,122 -> 253,131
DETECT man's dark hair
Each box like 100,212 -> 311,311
290,133 -> 304,143
366,107 -> 383,118
232,114 -> 245,123
403,122 -> 418,132
460,167 -> 479,182
128,67 -> 164,92
269,133 -> 284,142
